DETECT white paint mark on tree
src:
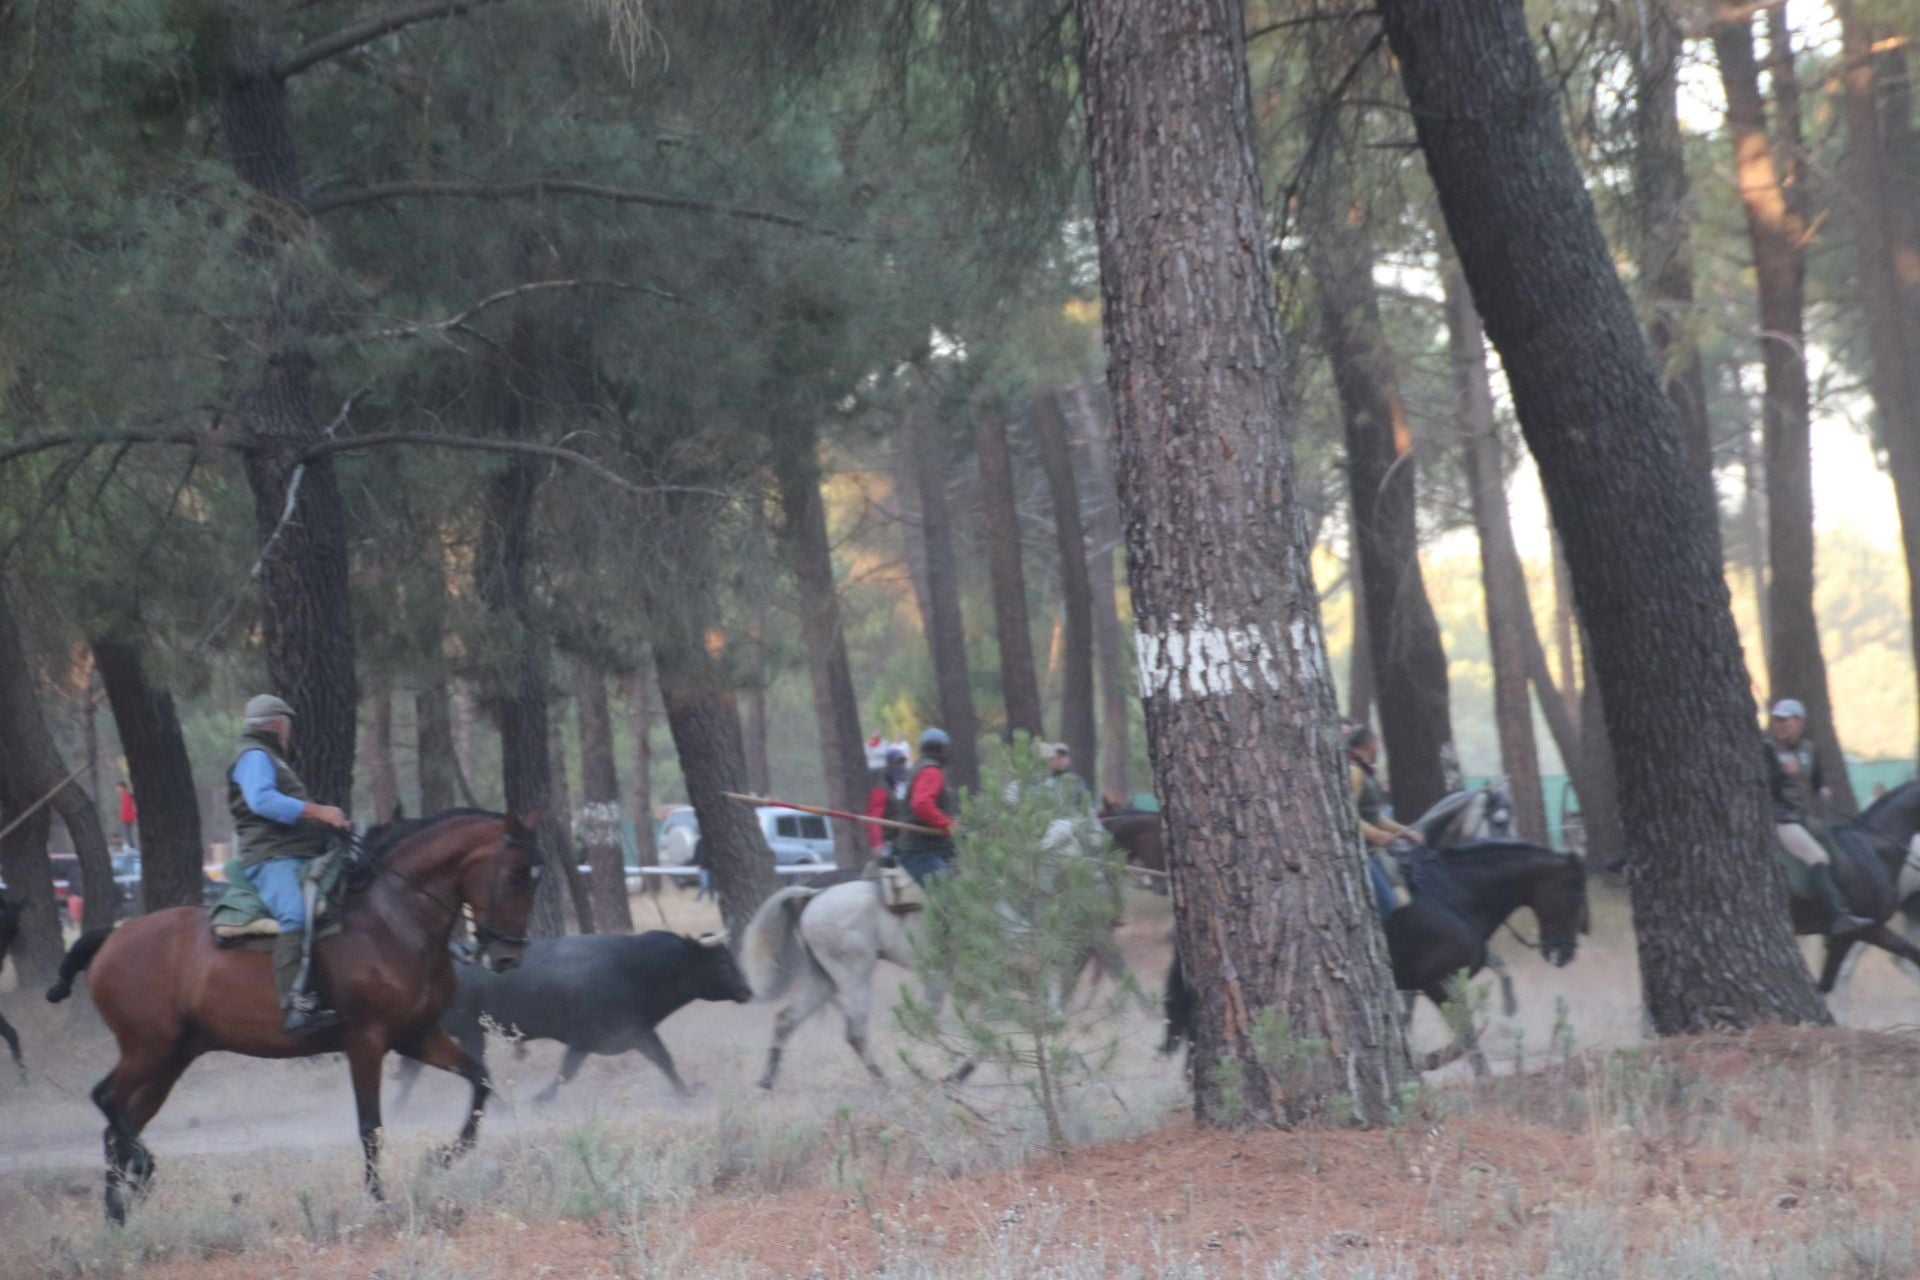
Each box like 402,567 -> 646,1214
1135,605 -> 1283,702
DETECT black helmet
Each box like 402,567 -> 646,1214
919,727 -> 950,756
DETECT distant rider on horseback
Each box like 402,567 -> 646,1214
230,694 -> 354,1035
1042,742 -> 1094,815
1766,699 -> 1870,936
893,728 -> 958,887
1347,724 -> 1422,920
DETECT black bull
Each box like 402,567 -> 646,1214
394,930 -> 752,1104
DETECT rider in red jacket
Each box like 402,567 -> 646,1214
865,747 -> 908,850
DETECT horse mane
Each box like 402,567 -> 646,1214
1430,840 -> 1578,885
1859,779 -> 1920,828
360,807 -> 502,864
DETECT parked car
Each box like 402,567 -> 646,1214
654,805 -> 835,867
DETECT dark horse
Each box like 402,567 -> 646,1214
0,895 -> 23,1072
44,809 -> 540,1222
1163,842 -> 1587,1074
1098,798 -> 1165,886
1802,780 -> 1920,995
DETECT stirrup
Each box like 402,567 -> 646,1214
283,995 -> 341,1036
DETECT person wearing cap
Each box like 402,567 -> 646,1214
230,694 -> 354,1035
1347,724 -> 1420,917
894,728 -> 959,886
1765,699 -> 1868,935
866,745 -> 910,852
1041,742 -> 1094,815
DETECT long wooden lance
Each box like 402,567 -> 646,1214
721,790 -> 1171,878
721,791 -> 943,837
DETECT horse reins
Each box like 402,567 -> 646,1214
348,827 -> 534,948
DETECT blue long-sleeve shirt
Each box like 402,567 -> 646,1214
232,750 -> 307,825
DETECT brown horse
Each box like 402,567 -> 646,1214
44,809 -> 540,1222
1098,796 -> 1166,889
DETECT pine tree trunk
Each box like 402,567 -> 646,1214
1074,0 -> 1409,1124
1551,534 -> 1579,731
1307,172 -> 1454,820
1837,2 -> 1920,766
573,658 -> 633,933
219,26 -> 356,805
1714,8 -> 1856,814
0,581 -> 115,933
1347,550 -> 1376,725
363,678 -> 400,825
906,389 -> 982,793
772,439 -> 873,869
625,674 -> 660,895
1443,264 -> 1548,843
653,630 -> 779,938
1634,0 -> 1716,491
548,715 -> 593,935
1033,391 -> 1098,782
976,407 -> 1046,740
741,643 -> 771,799
416,672 -> 457,814
476,457 -> 568,939
92,637 -> 204,912
1380,0 -> 1829,1031
1070,382 -> 1132,802
1578,644 -> 1628,867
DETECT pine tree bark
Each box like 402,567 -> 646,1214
906,389 -> 982,793
475,457 -> 568,939
93,637 -> 204,911
653,629 -> 779,938
1306,166 -> 1454,820
976,407 -> 1046,740
363,678 -> 400,824
573,658 -> 633,933
1033,391 -> 1098,781
547,714 -> 593,934
1443,263 -> 1548,843
416,672 -> 457,814
1714,7 -> 1855,814
1071,382 -> 1132,801
1837,2 -> 1920,765
772,438 -> 872,869
219,22 -> 356,804
1074,0 -> 1409,1123
1634,0 -> 1716,491
1380,0 -> 1829,1030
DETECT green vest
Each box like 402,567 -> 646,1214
229,731 -> 328,866
895,759 -> 956,857
1352,760 -> 1387,827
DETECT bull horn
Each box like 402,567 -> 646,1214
697,930 -> 728,948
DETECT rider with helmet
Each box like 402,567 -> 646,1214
229,694 -> 355,1035
1347,724 -> 1421,918
1766,699 -> 1871,936
893,728 -> 959,886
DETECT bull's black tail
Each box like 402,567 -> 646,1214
1161,948 -> 1191,1057
45,927 -> 112,1003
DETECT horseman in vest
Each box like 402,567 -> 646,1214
1766,698 -> 1871,936
230,695 -> 354,1035
893,728 -> 959,887
1347,723 -> 1422,920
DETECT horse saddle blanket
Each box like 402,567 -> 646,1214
876,860 -> 926,915
209,855 -> 347,948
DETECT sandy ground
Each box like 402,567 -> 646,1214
6,877 -> 1920,1278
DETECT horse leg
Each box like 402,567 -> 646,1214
0,1009 -> 20,1074
1816,935 -> 1857,997
758,974 -> 830,1091
535,1047 -> 587,1105
1483,951 -> 1519,1019
346,1031 -> 390,1199
631,1029 -> 690,1097
833,964 -> 887,1082
392,1027 -> 489,1164
91,1047 -> 190,1223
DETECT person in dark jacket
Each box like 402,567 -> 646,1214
894,728 -> 958,887
1765,699 -> 1869,935
229,694 -> 353,1035
866,747 -> 909,852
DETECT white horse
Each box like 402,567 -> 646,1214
740,811 -> 1126,1089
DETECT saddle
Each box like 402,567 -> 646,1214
209,852 -> 351,950
873,855 -> 926,915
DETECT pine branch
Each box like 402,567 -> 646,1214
274,0 -> 504,80
295,432 -> 730,499
307,178 -> 855,239
367,277 -> 681,341
0,427 -> 225,470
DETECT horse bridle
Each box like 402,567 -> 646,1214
353,826 -> 536,949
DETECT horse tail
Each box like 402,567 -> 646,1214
45,927 -> 113,1003
740,886 -> 819,1002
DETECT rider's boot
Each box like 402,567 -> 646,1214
1810,864 -> 1873,937
273,930 -> 340,1036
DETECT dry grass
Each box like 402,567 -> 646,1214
5,881 -> 1920,1278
